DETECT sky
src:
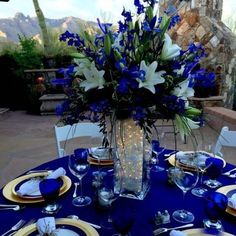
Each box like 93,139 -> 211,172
0,0 -> 135,23
0,0 -> 235,22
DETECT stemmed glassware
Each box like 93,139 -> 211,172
191,151 -> 212,197
150,140 -> 165,172
172,160 -> 199,223
203,192 -> 228,231
68,148 -> 91,207
98,167 -> 121,229
203,157 -> 224,189
39,178 -> 61,214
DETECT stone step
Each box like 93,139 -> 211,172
204,106 -> 236,131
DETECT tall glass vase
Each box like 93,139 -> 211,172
112,117 -> 151,200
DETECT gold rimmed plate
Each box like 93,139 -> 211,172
216,184 -> 236,217
182,228 -> 233,235
168,151 -> 226,170
88,157 -> 113,166
14,218 -> 99,236
3,172 -> 71,204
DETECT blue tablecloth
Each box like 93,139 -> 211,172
0,151 -> 236,235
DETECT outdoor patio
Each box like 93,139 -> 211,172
0,110 -> 235,189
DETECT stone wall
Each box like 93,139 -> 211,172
160,0 -> 236,108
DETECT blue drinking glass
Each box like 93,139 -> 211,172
39,178 -> 61,214
203,192 -> 228,232
204,158 -> 224,188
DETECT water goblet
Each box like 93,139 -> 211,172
191,152 -> 212,197
150,140 -> 165,172
39,178 -> 61,214
68,148 -> 91,207
172,163 -> 199,223
203,192 -> 228,232
203,157 -> 224,189
98,167 -> 121,229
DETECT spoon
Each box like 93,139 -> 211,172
0,205 -> 25,211
67,215 -> 101,229
222,167 -> 236,176
73,182 -> 80,198
153,223 -> 193,235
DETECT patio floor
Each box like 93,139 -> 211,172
0,110 -> 235,188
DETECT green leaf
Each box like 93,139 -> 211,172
104,34 -> 111,56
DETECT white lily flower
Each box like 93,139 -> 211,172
160,33 -> 181,60
171,79 -> 194,98
137,60 -> 165,94
80,61 -> 105,91
74,58 -> 92,76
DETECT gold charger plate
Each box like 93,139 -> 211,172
3,172 -> 72,204
88,157 -> 113,166
14,218 -> 99,236
182,228 -> 233,235
168,151 -> 226,170
216,184 -> 236,217
11,172 -> 67,200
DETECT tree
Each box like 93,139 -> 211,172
32,0 -> 50,57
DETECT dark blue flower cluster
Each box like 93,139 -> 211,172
55,0 -> 213,140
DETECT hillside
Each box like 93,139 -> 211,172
0,12 -> 96,43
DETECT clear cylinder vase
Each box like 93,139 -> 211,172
112,117 -> 150,200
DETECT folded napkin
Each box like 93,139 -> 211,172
36,217 -> 56,236
169,230 -> 187,236
228,193 -> 236,209
17,167 -> 66,196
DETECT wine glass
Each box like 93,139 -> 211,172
172,163 -> 199,223
203,192 -> 228,232
203,157 -> 224,189
98,167 -> 121,229
68,148 -> 91,207
191,151 -> 212,197
39,178 -> 61,214
150,140 -> 165,172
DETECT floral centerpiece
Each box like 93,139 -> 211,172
54,0 -> 214,199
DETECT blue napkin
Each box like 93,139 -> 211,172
205,157 -> 224,179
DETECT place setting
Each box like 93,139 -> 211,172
13,216 -> 99,236
2,167 -> 72,205
88,147 -> 114,166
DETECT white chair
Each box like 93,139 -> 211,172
213,126 -> 236,157
54,122 -> 103,157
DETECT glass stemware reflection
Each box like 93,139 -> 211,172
98,167 -> 121,229
39,178 -> 61,214
204,157 -> 224,189
172,163 -> 199,223
68,148 -> 91,207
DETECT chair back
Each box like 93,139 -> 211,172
213,126 -> 236,157
54,122 -> 102,158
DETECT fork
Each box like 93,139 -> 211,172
2,219 -> 26,236
7,219 -> 36,236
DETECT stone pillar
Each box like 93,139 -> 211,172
159,0 -> 236,108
